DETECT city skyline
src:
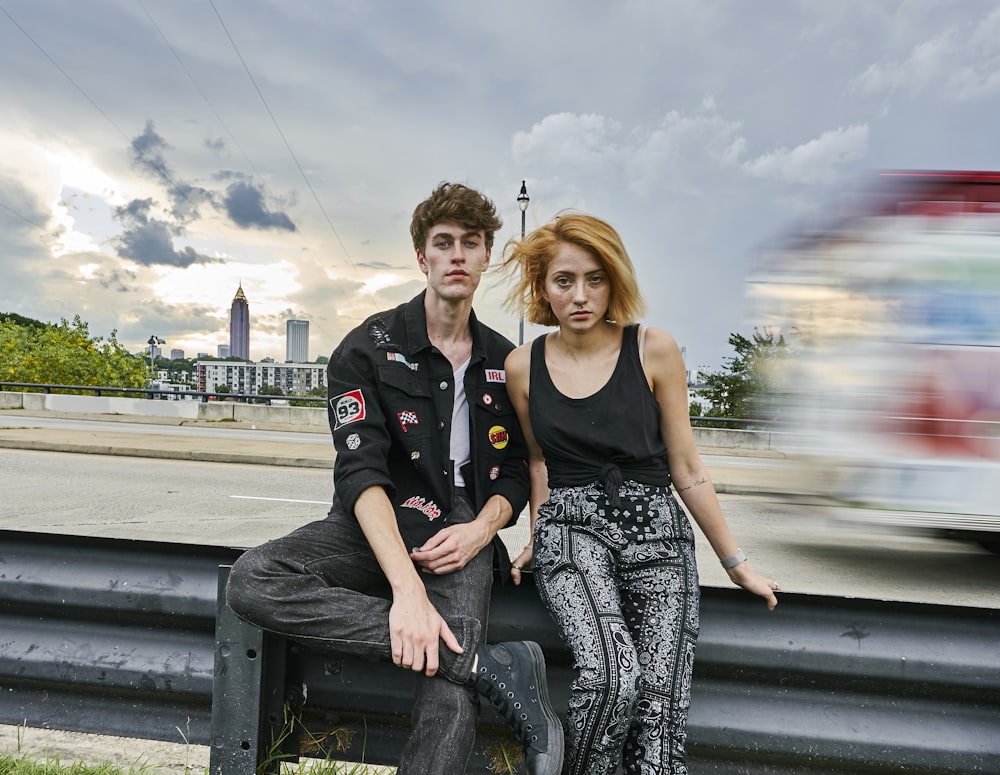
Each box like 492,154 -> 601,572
145,288 -> 317,364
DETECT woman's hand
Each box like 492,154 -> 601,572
726,562 -> 780,611
510,544 -> 534,586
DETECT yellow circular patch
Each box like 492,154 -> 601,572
488,425 -> 509,450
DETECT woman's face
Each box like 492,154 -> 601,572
542,241 -> 611,332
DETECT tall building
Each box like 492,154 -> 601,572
217,344 -> 231,358
286,319 -> 309,363
170,348 -> 185,360
229,283 -> 250,360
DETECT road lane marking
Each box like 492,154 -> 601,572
230,495 -> 328,504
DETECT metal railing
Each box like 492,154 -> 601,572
0,382 -> 326,406
1,529 -> 997,774
1,383 -> 774,426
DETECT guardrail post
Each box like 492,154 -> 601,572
209,565 -> 294,775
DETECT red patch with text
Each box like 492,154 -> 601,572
331,389 -> 366,429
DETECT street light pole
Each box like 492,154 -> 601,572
516,180 -> 530,346
147,335 -> 165,378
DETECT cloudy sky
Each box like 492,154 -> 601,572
2,1 -> 998,371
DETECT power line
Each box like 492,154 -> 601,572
1,0 -> 373,347
136,0 -> 263,181
207,0 -> 370,303
0,2 -> 196,209
0,199 -> 48,230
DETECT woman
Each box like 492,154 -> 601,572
502,213 -> 779,774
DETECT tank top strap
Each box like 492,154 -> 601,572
619,323 -> 641,376
529,333 -> 549,389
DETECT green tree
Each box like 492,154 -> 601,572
0,316 -> 148,392
0,312 -> 47,330
290,385 -> 326,407
695,328 -> 788,422
255,384 -> 284,404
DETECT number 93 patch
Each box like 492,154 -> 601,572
331,389 -> 366,429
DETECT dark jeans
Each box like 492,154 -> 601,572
226,493 -> 493,775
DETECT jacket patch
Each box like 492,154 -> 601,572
367,319 -> 393,348
485,369 -> 506,383
331,389 -> 366,429
401,495 -> 442,522
386,351 -> 418,371
488,425 -> 509,450
489,465 -> 500,480
346,433 -> 361,450
397,410 -> 419,432
482,393 -> 493,406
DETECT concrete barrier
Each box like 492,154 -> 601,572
1,391 -> 777,451
231,403 -> 328,429
0,393 -> 24,410
0,392 -> 45,411
692,426 -> 783,452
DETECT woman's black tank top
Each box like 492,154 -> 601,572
529,324 -> 671,505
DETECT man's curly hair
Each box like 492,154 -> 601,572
410,182 -> 503,252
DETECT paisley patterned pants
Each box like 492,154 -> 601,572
533,481 -> 700,775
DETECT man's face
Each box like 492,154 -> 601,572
417,221 -> 491,303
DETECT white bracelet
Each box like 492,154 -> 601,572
720,548 -> 747,569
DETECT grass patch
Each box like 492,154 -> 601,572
0,721 -> 394,775
2,708 -> 519,775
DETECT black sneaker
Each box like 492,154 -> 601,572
468,641 -> 564,775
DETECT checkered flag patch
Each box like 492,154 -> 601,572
397,410 -> 419,432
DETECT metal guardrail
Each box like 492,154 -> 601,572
0,383 -> 769,427
0,530 -> 240,743
1,529 -> 998,774
0,382 -> 326,406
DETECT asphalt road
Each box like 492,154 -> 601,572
1,420 -> 997,608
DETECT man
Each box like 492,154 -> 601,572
226,182 -> 563,775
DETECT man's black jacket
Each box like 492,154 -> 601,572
326,291 -> 530,551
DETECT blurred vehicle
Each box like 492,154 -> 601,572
747,170 -> 1000,554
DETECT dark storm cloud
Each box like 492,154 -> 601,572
224,181 -> 296,232
129,120 -> 174,181
95,267 -> 137,292
130,123 -> 216,222
169,181 -> 217,223
117,220 -> 211,267
118,198 -> 154,221
113,198 -> 216,268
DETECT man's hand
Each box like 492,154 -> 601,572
410,520 -> 490,575
389,586 -> 463,676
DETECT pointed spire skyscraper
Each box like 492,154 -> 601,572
229,283 -> 250,360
